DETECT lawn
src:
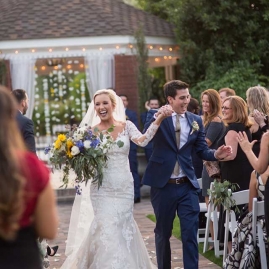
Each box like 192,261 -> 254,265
147,214 -> 223,267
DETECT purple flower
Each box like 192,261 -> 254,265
75,184 -> 82,195
76,140 -> 84,152
44,146 -> 51,155
90,138 -> 100,148
85,130 -> 93,140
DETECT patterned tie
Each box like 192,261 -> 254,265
173,114 -> 181,176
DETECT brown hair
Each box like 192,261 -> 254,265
201,89 -> 222,127
219,87 -> 236,97
163,80 -> 189,101
223,96 -> 252,127
246,86 -> 269,116
187,97 -> 200,115
0,86 -> 26,240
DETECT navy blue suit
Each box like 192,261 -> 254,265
16,111 -> 36,153
142,110 -> 217,269
125,108 -> 140,199
140,111 -> 153,162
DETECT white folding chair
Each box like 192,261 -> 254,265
203,182 -> 223,257
223,189 -> 249,264
252,198 -> 267,269
196,178 -> 207,243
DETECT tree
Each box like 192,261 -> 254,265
136,0 -> 269,97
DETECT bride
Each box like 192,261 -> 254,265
60,89 -> 172,269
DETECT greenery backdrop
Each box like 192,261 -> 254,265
132,0 -> 269,99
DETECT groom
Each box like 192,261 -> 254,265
142,80 -> 231,269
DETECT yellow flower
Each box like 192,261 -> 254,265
66,140 -> 74,158
58,134 -> 66,142
54,139 -> 62,149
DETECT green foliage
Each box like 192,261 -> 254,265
190,62 -> 269,99
137,0 -> 269,95
208,180 -> 240,213
134,26 -> 152,113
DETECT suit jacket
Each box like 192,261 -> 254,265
125,108 -> 138,151
16,111 -> 36,153
142,110 -> 217,189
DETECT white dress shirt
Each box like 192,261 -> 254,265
171,112 -> 190,178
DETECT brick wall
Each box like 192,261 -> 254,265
114,55 -> 139,114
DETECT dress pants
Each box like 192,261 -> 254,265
151,181 -> 200,269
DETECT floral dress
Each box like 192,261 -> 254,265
224,171 -> 268,268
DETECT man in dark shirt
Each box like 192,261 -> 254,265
12,89 -> 36,153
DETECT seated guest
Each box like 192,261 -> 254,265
224,167 -> 268,268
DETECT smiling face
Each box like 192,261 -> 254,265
221,99 -> 233,120
94,93 -> 115,121
167,88 -> 190,114
202,94 -> 211,114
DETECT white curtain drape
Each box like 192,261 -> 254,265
10,57 -> 36,118
84,54 -> 114,99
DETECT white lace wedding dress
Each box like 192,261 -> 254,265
61,121 -> 158,269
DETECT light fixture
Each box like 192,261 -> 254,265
129,44 -> 133,48
169,48 -> 173,51
41,66 -> 46,70
116,45 -> 119,49
15,50 -> 18,54
168,56 -> 172,59
164,56 -> 167,59
67,65 -> 71,69
159,47 -> 163,51
65,48 -> 69,51
149,46 -> 153,49
32,49 -> 35,53
155,58 -> 159,62
49,48 -> 52,52
82,48 -> 86,51
80,64 -> 84,68
54,66 -> 58,70
99,47 -> 103,50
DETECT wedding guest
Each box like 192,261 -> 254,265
0,86 -> 58,269
224,167 -> 268,268
140,97 -> 160,162
142,80 -> 232,269
218,88 -> 236,103
61,89 -> 171,268
217,96 -> 253,250
200,89 -> 225,247
12,89 -> 36,153
119,94 -> 141,203
238,129 -> 269,251
187,97 -> 203,178
246,85 -> 269,156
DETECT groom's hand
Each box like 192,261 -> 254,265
215,145 -> 232,160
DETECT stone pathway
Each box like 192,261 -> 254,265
47,196 -> 221,269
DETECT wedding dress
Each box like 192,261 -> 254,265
61,120 -> 158,269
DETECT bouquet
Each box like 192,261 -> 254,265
45,124 -> 124,189
207,180 -> 240,213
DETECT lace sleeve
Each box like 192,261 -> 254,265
126,120 -> 159,147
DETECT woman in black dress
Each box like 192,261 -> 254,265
217,96 -> 253,250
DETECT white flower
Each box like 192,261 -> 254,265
71,146 -> 80,156
190,121 -> 199,135
84,140 -> 91,149
73,132 -> 83,141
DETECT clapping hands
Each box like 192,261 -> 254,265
253,109 -> 267,127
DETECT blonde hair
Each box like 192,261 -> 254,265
93,89 -> 117,108
0,86 -> 26,240
223,96 -> 252,128
201,89 -> 222,127
246,86 -> 269,116
219,87 -> 236,97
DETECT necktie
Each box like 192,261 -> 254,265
173,114 -> 181,176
